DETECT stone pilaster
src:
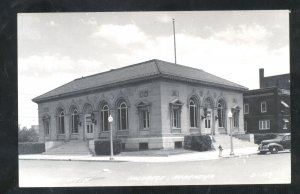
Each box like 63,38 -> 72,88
93,111 -> 99,139
64,114 -> 70,141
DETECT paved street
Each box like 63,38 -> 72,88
19,152 -> 290,187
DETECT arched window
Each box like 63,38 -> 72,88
217,102 -> 225,128
101,104 -> 109,132
58,111 -> 65,134
71,109 -> 79,133
189,99 -> 197,127
203,98 -> 213,130
118,101 -> 128,130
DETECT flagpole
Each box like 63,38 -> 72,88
173,18 -> 177,65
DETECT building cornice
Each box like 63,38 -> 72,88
244,92 -> 275,98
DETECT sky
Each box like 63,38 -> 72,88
18,11 -> 290,128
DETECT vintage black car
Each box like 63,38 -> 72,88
258,133 -> 291,154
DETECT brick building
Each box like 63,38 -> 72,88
243,68 -> 290,134
259,68 -> 290,90
33,59 -> 247,150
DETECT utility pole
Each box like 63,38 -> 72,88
173,18 -> 177,65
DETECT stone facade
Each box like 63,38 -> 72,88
34,59 -> 246,150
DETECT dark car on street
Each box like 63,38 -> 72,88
258,133 -> 291,154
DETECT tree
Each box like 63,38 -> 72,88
18,126 -> 39,142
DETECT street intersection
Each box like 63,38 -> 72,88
19,152 -> 290,187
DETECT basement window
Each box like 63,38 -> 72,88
175,141 -> 183,149
139,142 -> 149,150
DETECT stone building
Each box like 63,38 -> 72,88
244,68 -> 290,134
33,59 -> 247,150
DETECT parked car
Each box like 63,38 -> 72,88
258,133 -> 291,154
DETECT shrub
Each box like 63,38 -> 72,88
184,134 -> 212,151
19,142 -> 45,154
254,133 -> 278,144
18,127 -> 39,142
94,139 -> 122,155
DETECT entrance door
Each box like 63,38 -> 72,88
85,114 -> 94,139
204,109 -> 212,134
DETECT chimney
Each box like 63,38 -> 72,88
259,68 -> 264,89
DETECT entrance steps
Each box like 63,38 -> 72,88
212,134 -> 257,150
44,140 -> 92,155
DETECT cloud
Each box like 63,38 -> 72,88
19,54 -> 73,76
79,17 -> 98,26
18,28 -> 43,40
110,29 -> 288,90
92,24 -> 148,46
19,54 -> 103,78
18,73 -> 81,128
87,17 -> 97,26
18,15 -> 42,40
17,12 -> 289,128
214,24 -> 273,44
46,20 -> 56,26
157,15 -> 172,23
18,53 -> 107,128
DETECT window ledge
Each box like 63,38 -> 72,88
139,128 -> 150,131
116,130 -> 129,137
172,128 -> 182,133
190,128 -> 200,133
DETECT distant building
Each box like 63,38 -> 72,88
244,68 -> 290,134
33,59 -> 247,150
259,68 -> 290,90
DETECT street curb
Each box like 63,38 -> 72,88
18,150 -> 259,163
18,157 -> 219,163
220,152 -> 258,159
19,158 -> 128,162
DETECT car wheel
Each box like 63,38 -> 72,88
260,151 -> 267,154
270,147 -> 278,154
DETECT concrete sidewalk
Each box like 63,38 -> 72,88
19,147 -> 259,163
